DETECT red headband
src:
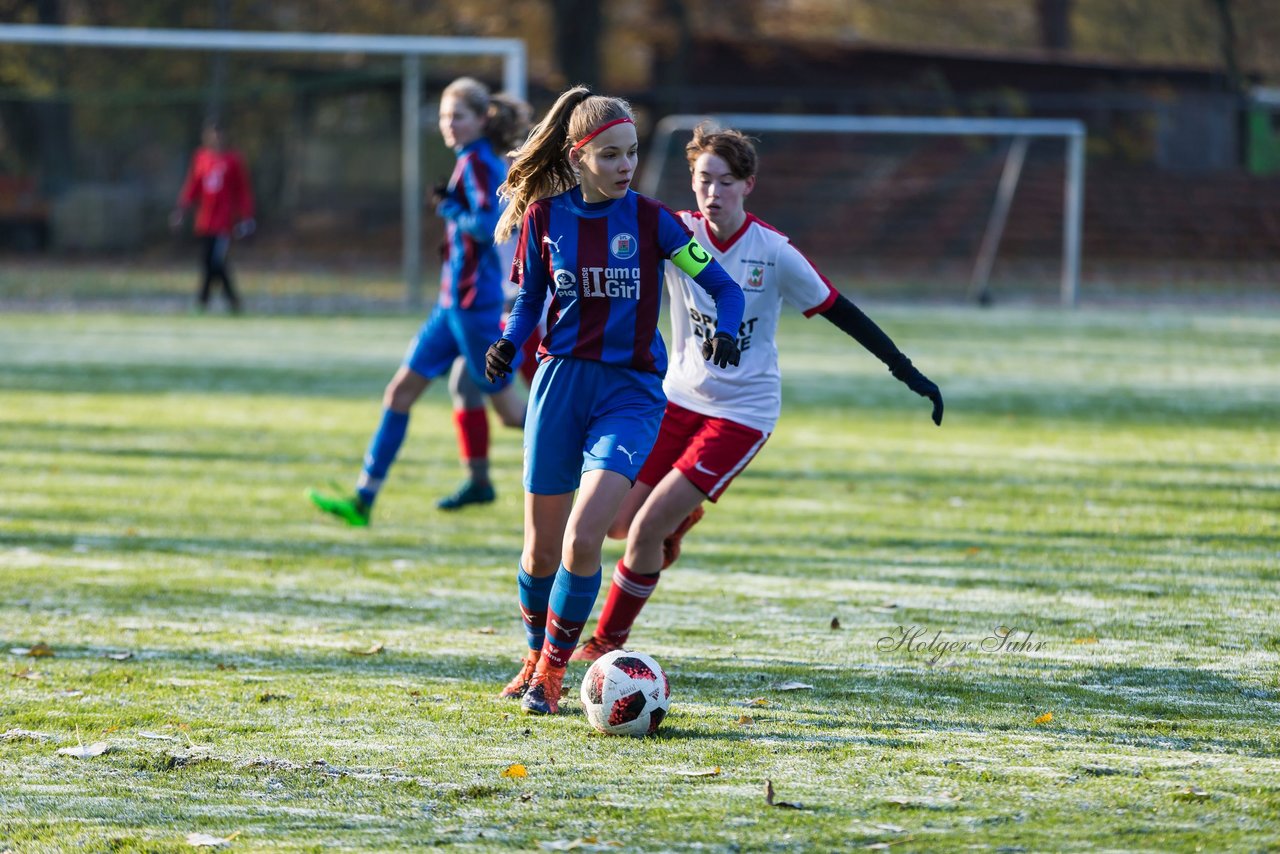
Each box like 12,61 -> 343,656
571,117 -> 635,152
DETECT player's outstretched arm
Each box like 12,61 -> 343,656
820,295 -> 943,425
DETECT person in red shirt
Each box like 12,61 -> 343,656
171,121 -> 255,313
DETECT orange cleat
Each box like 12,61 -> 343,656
569,635 -> 623,663
498,652 -> 540,700
520,660 -> 566,715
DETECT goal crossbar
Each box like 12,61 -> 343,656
0,24 -> 529,307
642,114 -> 1086,307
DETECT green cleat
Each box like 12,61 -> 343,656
437,480 -> 496,511
307,489 -> 371,527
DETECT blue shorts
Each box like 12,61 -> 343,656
404,303 -> 517,391
523,357 -> 666,495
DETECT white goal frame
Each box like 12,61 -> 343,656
0,24 -> 527,308
642,114 -> 1086,307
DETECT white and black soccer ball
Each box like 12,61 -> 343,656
580,650 -> 670,736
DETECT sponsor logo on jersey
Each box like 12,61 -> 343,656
580,266 -> 641,299
610,232 -> 637,260
553,268 -> 577,298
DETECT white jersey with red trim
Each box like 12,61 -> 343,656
663,211 -> 837,433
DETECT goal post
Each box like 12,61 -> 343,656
0,24 -> 527,308
642,114 -> 1086,307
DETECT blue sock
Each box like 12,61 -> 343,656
542,565 -> 602,668
356,408 -> 409,506
517,566 -> 557,652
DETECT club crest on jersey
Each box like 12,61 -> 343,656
553,268 -> 577,298
610,232 -> 637,260
748,266 -> 764,288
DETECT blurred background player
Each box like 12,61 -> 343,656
439,89 -> 537,509
485,87 -> 745,716
308,78 -> 530,525
574,123 -> 944,661
170,119 -> 255,314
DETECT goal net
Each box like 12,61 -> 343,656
0,25 -> 525,311
640,114 -> 1085,307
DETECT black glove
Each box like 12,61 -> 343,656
701,332 -> 741,368
891,360 -> 944,426
430,182 -> 449,207
485,339 -> 516,383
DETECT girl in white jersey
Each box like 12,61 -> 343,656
573,123 -> 944,661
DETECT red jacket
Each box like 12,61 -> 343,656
177,148 -> 254,236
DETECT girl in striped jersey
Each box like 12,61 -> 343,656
308,78 -> 530,526
483,88 -> 746,715
574,124 -> 944,661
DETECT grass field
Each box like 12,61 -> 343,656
1,303 -> 1277,852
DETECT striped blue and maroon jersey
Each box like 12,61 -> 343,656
437,137 -> 508,311
502,187 -> 744,375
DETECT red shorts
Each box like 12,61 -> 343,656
636,402 -> 770,501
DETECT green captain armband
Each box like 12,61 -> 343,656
670,238 -> 713,278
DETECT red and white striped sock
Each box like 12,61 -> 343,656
594,560 -> 660,645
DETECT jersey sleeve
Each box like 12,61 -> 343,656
500,207 -> 549,348
230,153 -> 254,220
776,240 -> 838,317
656,206 -> 744,339
438,154 -> 500,242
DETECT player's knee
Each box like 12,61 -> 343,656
523,545 -> 559,576
383,381 -> 418,411
606,516 -> 632,541
497,408 -> 524,429
629,509 -> 669,550
563,529 -> 605,570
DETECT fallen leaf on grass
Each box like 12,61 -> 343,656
1033,712 -> 1053,725
737,715 -> 754,726
347,643 -> 384,656
764,778 -> 803,809
873,602 -> 898,613
11,668 -> 41,680
216,663 -> 237,671
1173,785 -> 1210,802
58,742 -> 110,758
500,763 -> 528,778
2,728 -> 51,742
9,643 -> 54,657
473,626 -> 496,635
1072,636 -> 1098,645
830,617 -> 841,630
186,831 -> 240,848
774,681 -> 815,692
104,651 -> 133,661
257,692 -> 290,703
739,697 -> 768,707
675,767 -> 721,778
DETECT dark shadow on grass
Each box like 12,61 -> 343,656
11,637 -> 1275,759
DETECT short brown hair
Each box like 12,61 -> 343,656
684,122 -> 757,179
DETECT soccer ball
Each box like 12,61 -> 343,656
579,650 -> 670,736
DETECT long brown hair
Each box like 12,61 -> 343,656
495,86 -> 634,242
